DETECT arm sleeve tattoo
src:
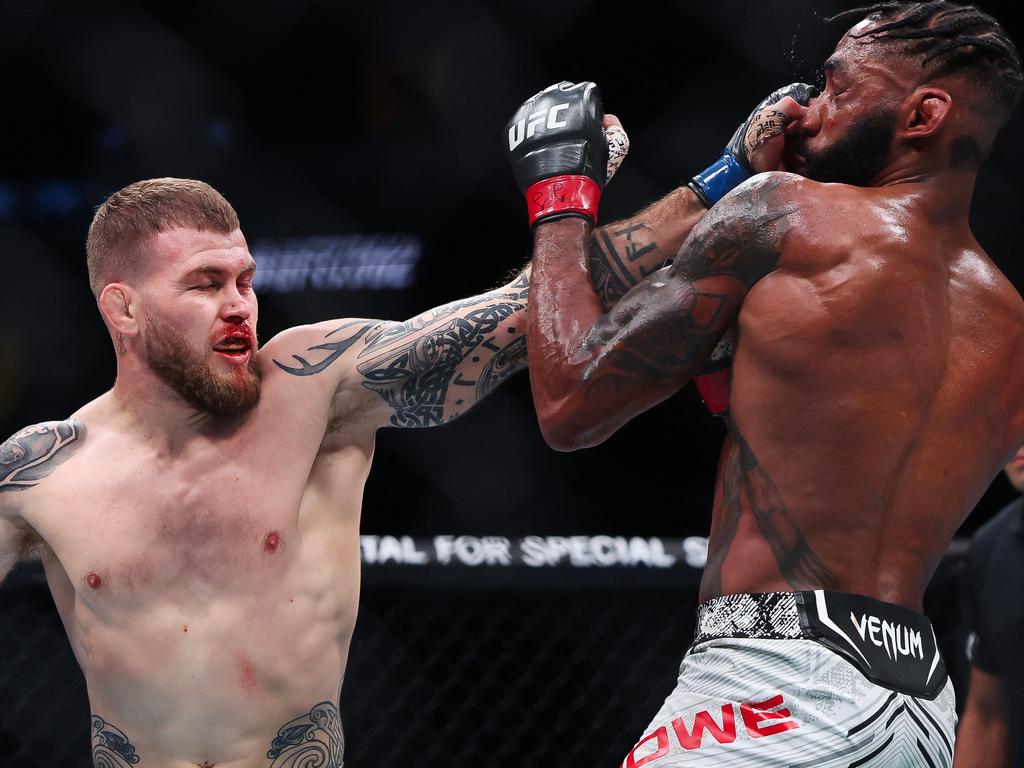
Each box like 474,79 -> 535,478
528,174 -> 800,447
273,273 -> 530,428
579,186 -> 793,382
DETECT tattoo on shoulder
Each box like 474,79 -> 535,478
91,715 -> 141,766
266,683 -> 344,767
273,321 -> 374,377
1,419 -> 85,494
670,177 -> 797,288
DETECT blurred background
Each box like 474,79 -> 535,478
0,0 -> 1021,765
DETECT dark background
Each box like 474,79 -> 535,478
1,0 -> 1021,540
1,1 -> 1019,766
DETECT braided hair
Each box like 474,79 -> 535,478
829,3 -> 1022,128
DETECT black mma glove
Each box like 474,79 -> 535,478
505,81 -> 607,227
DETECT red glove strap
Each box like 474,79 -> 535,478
694,368 -> 732,417
526,175 -> 601,227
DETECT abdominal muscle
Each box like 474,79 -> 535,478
40,522 -> 359,767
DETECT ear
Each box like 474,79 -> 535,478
98,283 -> 140,337
903,87 -> 952,139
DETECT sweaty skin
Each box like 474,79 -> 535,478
532,175 -> 1024,609
526,27 -> 1024,610
0,227 -> 530,768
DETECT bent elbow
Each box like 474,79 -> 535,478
535,401 -> 611,452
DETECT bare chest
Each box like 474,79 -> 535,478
34,455 -> 305,600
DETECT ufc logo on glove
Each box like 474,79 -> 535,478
507,102 -> 570,150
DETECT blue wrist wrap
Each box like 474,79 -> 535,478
688,151 -> 750,208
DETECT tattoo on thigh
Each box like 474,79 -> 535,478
267,698 -> 344,767
91,715 -> 141,767
1,420 -> 85,493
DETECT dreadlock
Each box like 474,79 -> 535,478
828,2 -> 1022,127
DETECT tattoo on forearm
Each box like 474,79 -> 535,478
1,420 -> 84,493
588,224 -> 668,308
273,322 -> 372,376
705,425 -> 837,593
614,222 -> 659,264
266,686 -> 344,768
357,278 -> 529,427
91,715 -> 141,766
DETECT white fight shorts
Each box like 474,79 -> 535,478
622,591 -> 956,767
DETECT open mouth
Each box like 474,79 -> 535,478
212,333 -> 253,360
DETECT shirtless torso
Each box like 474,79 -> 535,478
529,174 -> 1024,611
704,179 -> 1024,607
0,223 -> 530,767
525,14 -> 1024,612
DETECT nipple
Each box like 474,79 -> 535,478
85,572 -> 102,589
264,531 -> 281,554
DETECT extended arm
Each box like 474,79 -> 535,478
528,174 -> 801,450
269,270 -> 530,429
953,665 -> 1008,768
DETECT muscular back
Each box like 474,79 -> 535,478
705,181 -> 1024,607
528,173 -> 1023,611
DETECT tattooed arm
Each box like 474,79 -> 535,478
528,173 -> 803,450
269,271 -> 530,429
0,420 -> 85,581
588,186 -> 708,308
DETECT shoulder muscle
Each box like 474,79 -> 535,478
1,419 -> 86,501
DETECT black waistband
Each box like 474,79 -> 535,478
693,591 -> 947,699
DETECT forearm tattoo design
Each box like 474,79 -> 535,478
704,423 -> 837,595
273,275 -> 529,427
267,686 -> 344,768
588,223 -> 669,309
1,420 -> 84,494
91,716 -> 141,767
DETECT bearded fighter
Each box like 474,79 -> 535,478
508,3 -> 1024,766
0,175 -> 545,767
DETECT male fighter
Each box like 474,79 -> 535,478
508,3 -> 1024,766
954,444 -> 1024,767
0,177 -> 539,768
